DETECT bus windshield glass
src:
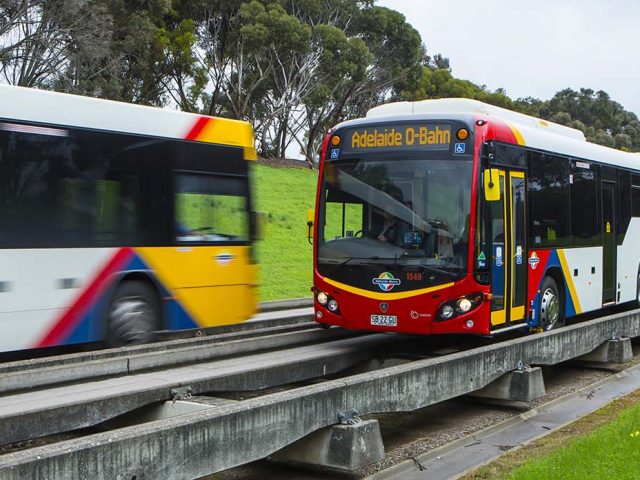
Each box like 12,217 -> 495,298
318,156 -> 473,278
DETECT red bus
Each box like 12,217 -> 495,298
311,99 -> 640,336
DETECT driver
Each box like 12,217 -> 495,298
377,207 -> 399,243
377,199 -> 410,245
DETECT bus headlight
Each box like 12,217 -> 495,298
317,291 -> 328,305
328,299 -> 339,312
440,304 -> 455,320
438,293 -> 483,321
457,298 -> 472,313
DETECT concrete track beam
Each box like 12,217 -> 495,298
3,310 -> 640,479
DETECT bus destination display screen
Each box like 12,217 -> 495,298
342,124 -> 452,154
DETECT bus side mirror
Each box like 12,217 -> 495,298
483,169 -> 501,202
252,211 -> 266,241
306,209 -> 315,244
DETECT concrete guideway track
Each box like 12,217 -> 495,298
1,309 -> 640,479
0,309 -> 319,394
0,334 -> 399,445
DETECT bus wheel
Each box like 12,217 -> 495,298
106,280 -> 160,347
539,276 -> 564,331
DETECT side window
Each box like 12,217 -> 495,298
0,125 -> 71,247
528,152 -> 570,247
175,173 -> 249,243
570,161 -> 598,246
0,122 -> 171,248
632,186 -> 640,218
322,185 -> 364,240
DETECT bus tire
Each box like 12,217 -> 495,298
539,276 -> 565,331
106,280 -> 160,347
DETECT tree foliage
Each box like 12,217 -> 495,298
407,67 -> 640,152
0,0 -> 112,88
1,1 -> 638,163
532,88 -> 640,150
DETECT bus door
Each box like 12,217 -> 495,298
490,170 -> 527,328
601,181 -> 617,304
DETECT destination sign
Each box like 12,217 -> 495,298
342,124 -> 452,154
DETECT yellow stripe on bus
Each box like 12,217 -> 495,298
508,123 -> 526,146
196,118 -> 257,161
322,276 -> 453,301
557,249 -> 582,314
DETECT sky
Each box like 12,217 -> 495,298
376,0 -> 640,116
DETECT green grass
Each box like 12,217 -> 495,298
486,395 -> 640,480
252,163 -> 318,301
466,391 -> 640,480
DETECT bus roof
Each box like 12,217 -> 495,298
367,98 -> 586,141
0,85 -> 257,159
333,98 -> 640,172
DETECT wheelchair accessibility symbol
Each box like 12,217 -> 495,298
454,143 -> 466,154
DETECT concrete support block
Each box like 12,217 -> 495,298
578,337 -> 633,363
470,366 -> 546,402
271,419 -> 385,471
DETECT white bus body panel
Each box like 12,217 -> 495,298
561,247 -> 603,313
618,218 -> 640,303
0,248 -> 115,351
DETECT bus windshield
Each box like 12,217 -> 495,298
318,156 -> 473,278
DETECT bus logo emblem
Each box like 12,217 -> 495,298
373,272 -> 401,292
216,253 -> 235,265
528,252 -> 540,270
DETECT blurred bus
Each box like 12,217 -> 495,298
0,85 -> 258,352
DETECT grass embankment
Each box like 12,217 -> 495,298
465,389 -> 640,480
253,162 -> 317,301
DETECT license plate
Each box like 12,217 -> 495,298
370,314 -> 397,326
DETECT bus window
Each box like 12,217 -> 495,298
323,185 -> 365,240
632,186 -> 640,217
528,152 -> 570,247
317,157 -> 472,277
570,162 -> 598,246
175,173 -> 249,243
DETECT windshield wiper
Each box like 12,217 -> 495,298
321,256 -> 461,279
321,256 -> 385,273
